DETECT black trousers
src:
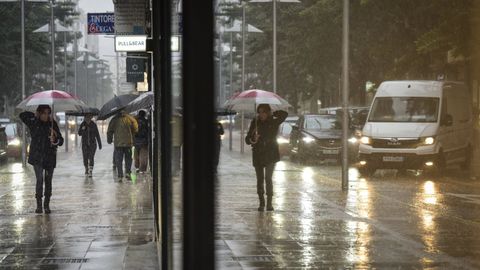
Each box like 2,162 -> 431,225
114,146 -> 132,177
34,165 -> 54,199
82,144 -> 97,168
255,163 -> 275,197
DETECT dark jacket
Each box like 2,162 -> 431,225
78,121 -> 102,149
245,110 -> 288,167
134,116 -> 150,147
20,111 -> 64,168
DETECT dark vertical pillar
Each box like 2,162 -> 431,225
152,0 -> 173,269
182,0 -> 215,269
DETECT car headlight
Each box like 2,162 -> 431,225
277,137 -> 289,144
302,135 -> 315,144
8,138 -> 21,146
360,136 -> 371,145
348,137 -> 358,144
423,136 -> 435,145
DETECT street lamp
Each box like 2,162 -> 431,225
250,0 -> 300,94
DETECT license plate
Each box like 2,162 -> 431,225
383,156 -> 404,162
323,150 -> 339,155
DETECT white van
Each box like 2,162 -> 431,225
358,81 -> 473,175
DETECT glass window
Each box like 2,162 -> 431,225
4,124 -> 16,137
369,97 -> 439,123
304,115 -> 341,130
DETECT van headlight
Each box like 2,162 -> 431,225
423,136 -> 435,145
302,135 -> 315,144
360,136 -> 371,145
277,137 -> 289,144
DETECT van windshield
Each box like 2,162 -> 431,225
369,97 -> 439,122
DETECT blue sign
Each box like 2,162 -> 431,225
87,13 -> 115,35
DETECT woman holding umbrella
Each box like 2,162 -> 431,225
245,104 -> 288,212
20,105 -> 64,214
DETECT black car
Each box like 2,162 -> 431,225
0,126 -> 7,163
290,114 -> 357,163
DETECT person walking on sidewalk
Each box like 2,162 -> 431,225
107,110 -> 138,180
78,114 -> 102,177
134,110 -> 150,173
19,105 -> 64,214
245,104 -> 287,212
214,120 -> 224,174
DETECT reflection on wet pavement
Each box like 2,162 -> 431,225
0,140 -> 158,269
217,141 -> 480,269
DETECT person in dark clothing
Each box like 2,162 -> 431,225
19,105 -> 64,214
134,110 -> 150,173
214,120 -> 224,171
78,114 -> 102,177
245,104 -> 287,212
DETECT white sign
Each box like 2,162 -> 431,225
115,35 -> 147,52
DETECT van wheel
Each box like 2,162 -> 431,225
425,152 -> 446,177
460,146 -> 472,171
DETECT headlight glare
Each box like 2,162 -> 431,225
360,136 -> 371,145
8,138 -> 21,146
424,137 -> 435,145
302,136 -> 315,144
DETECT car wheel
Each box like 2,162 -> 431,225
424,151 -> 446,177
358,166 -> 375,177
460,146 -> 472,171
297,145 -> 307,164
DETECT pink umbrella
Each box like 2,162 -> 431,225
16,90 -> 89,113
224,89 -> 290,112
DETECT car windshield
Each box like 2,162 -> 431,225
4,124 -> 16,137
369,97 -> 439,122
304,115 -> 341,130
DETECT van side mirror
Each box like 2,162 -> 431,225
442,114 -> 453,126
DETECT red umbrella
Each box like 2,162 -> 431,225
224,89 -> 290,112
16,90 -> 89,113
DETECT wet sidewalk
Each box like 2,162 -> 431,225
216,136 -> 480,269
0,142 -> 158,269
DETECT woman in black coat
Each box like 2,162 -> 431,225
78,114 -> 102,177
20,105 -> 64,214
245,104 -> 287,211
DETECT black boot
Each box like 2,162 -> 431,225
257,195 -> 265,212
266,196 -> 274,211
35,197 -> 42,214
44,197 -> 51,214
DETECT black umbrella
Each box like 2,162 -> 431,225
65,107 -> 100,116
124,92 -> 153,113
98,94 -> 138,120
